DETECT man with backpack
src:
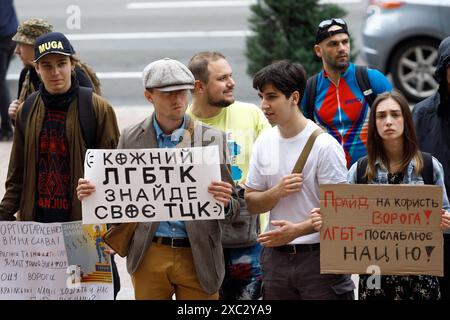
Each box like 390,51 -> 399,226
0,32 -> 120,297
301,18 -> 392,168
8,18 -> 101,123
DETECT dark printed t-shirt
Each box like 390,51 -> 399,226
35,108 -> 71,222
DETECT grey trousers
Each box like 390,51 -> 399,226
261,246 -> 355,300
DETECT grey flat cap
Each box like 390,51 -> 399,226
143,58 -> 195,91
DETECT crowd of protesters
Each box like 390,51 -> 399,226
1,13 -> 450,300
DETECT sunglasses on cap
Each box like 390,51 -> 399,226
315,18 -> 349,44
318,18 -> 347,30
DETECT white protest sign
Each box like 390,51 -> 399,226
82,146 -> 224,224
0,221 -> 113,300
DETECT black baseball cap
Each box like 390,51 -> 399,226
34,32 -> 75,62
315,18 -> 349,44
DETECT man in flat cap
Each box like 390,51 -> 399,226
8,18 -> 99,124
0,31 -> 120,295
77,58 -> 240,300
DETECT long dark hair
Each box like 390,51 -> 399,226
365,91 -> 423,181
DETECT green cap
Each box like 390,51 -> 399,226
12,18 -> 53,46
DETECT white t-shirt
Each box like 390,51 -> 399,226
245,120 -> 348,244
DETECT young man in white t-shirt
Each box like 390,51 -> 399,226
244,60 -> 355,300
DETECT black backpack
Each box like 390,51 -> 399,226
303,65 -> 377,120
355,152 -> 434,184
19,87 -> 97,149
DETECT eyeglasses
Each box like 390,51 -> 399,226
318,18 -> 347,30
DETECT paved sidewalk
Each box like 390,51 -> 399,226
0,106 -> 152,300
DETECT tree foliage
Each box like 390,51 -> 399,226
246,0 -> 348,77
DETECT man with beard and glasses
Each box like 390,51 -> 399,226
301,18 -> 392,168
187,52 -> 271,300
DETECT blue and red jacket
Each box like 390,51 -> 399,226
301,63 -> 392,167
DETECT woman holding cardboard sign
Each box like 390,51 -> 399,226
311,90 -> 450,300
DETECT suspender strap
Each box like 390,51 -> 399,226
421,151 -> 433,185
355,65 -> 376,108
304,74 -> 318,120
291,128 -> 324,174
356,156 -> 369,184
77,87 -> 96,149
20,91 -> 40,131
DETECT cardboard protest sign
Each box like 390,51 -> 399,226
320,184 -> 443,276
0,221 -> 113,300
82,146 -> 224,224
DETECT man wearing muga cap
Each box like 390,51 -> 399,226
0,31 -> 119,246
8,18 -> 98,124
77,58 -> 240,300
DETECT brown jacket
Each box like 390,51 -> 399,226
0,92 -> 120,221
121,113 -> 240,295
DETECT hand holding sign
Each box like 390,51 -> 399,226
310,208 -> 323,232
77,178 -> 96,201
208,181 -> 232,208
441,209 -> 450,231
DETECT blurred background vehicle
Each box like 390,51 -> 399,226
362,0 -> 450,102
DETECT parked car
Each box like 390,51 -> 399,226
362,0 -> 450,102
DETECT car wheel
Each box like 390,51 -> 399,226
390,39 -> 439,102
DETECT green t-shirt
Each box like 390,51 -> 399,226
187,101 -> 271,185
